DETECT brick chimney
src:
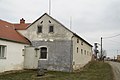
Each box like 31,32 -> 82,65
20,18 -> 25,24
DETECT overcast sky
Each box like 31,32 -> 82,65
0,0 -> 120,58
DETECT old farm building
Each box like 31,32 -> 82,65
0,13 -> 92,72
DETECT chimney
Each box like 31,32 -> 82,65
20,18 -> 25,24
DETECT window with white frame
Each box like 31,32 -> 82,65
0,45 -> 6,58
40,47 -> 47,59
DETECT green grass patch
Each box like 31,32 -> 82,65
0,61 -> 114,80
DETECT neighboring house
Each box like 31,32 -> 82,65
0,19 -> 30,72
18,13 -> 93,72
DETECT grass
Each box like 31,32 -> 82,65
0,61 -> 114,80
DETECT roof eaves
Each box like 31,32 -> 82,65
73,33 -> 93,47
0,38 -> 30,45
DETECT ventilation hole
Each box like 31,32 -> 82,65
49,20 -> 51,23
40,21 -> 43,24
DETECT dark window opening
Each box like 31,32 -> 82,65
77,47 -> 78,53
40,47 -> 47,59
77,39 -> 79,43
81,49 -> 83,54
49,26 -> 54,32
81,41 -> 83,45
37,26 -> 42,33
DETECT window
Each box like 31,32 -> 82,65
81,49 -> 83,54
49,26 -> 54,32
81,41 -> 83,45
0,45 -> 6,58
84,50 -> 86,55
37,25 -> 42,33
87,51 -> 89,55
77,47 -> 78,53
77,39 -> 79,43
40,47 -> 47,59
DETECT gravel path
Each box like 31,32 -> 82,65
108,61 -> 120,80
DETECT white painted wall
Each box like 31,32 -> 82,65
0,40 -> 27,72
72,36 -> 92,70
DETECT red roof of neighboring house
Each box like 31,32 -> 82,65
0,19 -> 30,44
14,23 -> 30,30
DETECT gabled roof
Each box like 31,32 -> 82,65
27,13 -> 92,47
0,19 -> 30,44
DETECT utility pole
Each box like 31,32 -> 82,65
101,37 -> 103,60
49,0 -> 51,15
70,16 -> 72,30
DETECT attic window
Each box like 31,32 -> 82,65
37,25 -> 42,33
49,25 -> 54,33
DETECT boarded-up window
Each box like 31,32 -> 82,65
49,26 -> 54,32
37,25 -> 42,33
40,47 -> 47,59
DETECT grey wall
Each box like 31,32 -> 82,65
32,40 -> 73,72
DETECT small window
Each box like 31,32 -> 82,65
37,25 -> 42,33
87,51 -> 89,55
81,49 -> 83,54
77,47 -> 78,53
40,47 -> 47,59
49,26 -> 54,32
84,50 -> 86,55
81,41 -> 83,45
77,39 -> 79,43
0,45 -> 6,58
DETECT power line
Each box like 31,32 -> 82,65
103,33 -> 120,39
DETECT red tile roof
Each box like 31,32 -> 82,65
0,19 -> 30,44
14,23 -> 30,30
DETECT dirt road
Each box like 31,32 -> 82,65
108,61 -> 120,80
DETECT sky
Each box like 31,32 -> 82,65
0,0 -> 120,58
